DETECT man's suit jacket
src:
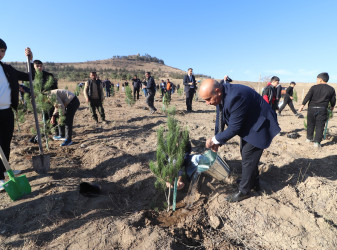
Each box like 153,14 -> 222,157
215,83 -> 281,149
183,74 -> 196,93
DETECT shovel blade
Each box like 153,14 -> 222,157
32,154 -> 50,174
4,175 -> 31,201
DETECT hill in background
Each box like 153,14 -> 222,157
7,54 -> 211,82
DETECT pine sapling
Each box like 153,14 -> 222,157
177,88 -> 183,96
74,85 -> 81,96
25,70 -> 56,150
13,103 -> 26,132
150,110 -> 189,211
162,92 -> 170,113
125,86 -> 135,106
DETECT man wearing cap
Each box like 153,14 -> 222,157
199,78 -> 280,202
0,38 -> 34,191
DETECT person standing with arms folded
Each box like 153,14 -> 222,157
0,38 -> 34,191
183,68 -> 196,112
299,72 -> 336,148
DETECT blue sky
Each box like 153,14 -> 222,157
2,0 -> 337,83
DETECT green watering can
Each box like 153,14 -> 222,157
0,146 -> 31,201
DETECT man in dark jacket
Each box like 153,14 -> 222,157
83,72 -> 106,124
200,78 -> 280,202
275,82 -> 282,110
262,76 -> 279,112
183,68 -> 196,112
33,60 -> 58,91
143,72 -> 157,114
103,78 -> 112,97
278,81 -> 299,116
299,72 -> 336,147
132,75 -> 141,101
0,38 -> 34,190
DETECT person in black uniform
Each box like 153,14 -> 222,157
299,72 -> 336,147
278,81 -> 299,116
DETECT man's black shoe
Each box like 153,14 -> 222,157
226,191 -> 250,203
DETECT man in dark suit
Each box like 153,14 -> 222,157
183,68 -> 196,112
0,38 -> 34,190
143,72 -> 157,114
199,78 -> 281,202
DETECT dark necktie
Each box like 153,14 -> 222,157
218,104 -> 224,132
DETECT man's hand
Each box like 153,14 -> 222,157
189,82 -> 193,85
50,115 -> 56,125
25,47 -> 33,60
290,96 -> 293,100
224,75 -> 228,81
298,105 -> 304,113
206,138 -> 220,152
85,98 -> 89,103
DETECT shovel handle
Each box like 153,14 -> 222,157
27,57 -> 44,155
0,146 -> 11,171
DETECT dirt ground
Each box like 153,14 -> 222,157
0,81 -> 336,249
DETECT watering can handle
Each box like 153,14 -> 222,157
0,146 -> 11,171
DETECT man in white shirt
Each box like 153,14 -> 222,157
0,38 -> 34,191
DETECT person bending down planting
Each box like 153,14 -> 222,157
199,78 -> 280,202
50,89 -> 80,146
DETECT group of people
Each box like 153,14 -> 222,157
261,73 -> 336,147
198,72 -> 335,202
0,37 -> 336,203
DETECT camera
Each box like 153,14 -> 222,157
226,76 -> 233,82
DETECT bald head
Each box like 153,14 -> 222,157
199,79 -> 223,106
